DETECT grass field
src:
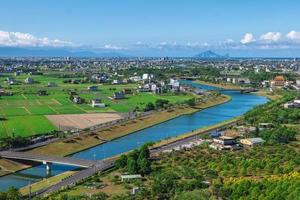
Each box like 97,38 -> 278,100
0,73 -> 194,137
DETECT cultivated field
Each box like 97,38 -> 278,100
46,113 -> 124,130
0,72 -> 194,137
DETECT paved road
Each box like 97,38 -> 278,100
37,158 -> 116,196
35,119 -> 240,197
150,119 -> 240,154
0,151 -> 97,168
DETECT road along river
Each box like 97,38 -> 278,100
0,81 -> 268,191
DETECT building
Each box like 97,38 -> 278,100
88,85 -> 98,91
142,73 -> 154,81
37,90 -> 47,96
213,136 -> 236,145
258,123 -> 273,130
240,137 -> 265,147
209,136 -> 240,150
112,80 -> 123,85
72,96 -> 82,104
120,174 -> 142,182
47,82 -> 57,87
123,88 -> 133,94
113,91 -> 126,99
25,77 -> 34,84
284,100 -> 300,108
169,78 -> 180,87
91,99 -> 105,108
262,80 -> 270,88
137,84 -> 151,93
270,75 -> 286,88
6,77 -> 17,85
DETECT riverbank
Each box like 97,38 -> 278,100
254,90 -> 282,101
194,80 -> 281,101
194,80 -> 241,90
0,94 -> 231,177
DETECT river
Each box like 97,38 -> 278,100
0,81 -> 268,191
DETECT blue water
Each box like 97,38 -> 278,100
0,81 -> 268,191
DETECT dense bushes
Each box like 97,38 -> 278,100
244,92 -> 300,125
116,144 -> 152,175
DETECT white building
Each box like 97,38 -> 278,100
91,99 -> 105,108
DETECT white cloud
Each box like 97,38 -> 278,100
260,32 -> 282,42
103,44 -> 124,50
286,30 -> 300,41
0,30 -> 71,47
240,33 -> 256,44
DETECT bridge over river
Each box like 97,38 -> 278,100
0,151 -> 97,172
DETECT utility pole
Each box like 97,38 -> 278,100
28,180 -> 32,200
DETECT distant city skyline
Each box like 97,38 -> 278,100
1,0 -> 300,57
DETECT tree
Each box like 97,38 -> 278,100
144,102 -> 155,112
185,98 -> 196,106
155,99 -> 169,109
5,187 -> 21,200
127,157 -> 139,174
116,154 -> 128,168
138,157 -> 151,175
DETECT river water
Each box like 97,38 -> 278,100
0,81 -> 268,191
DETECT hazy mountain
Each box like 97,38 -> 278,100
0,47 -> 128,57
194,50 -> 229,59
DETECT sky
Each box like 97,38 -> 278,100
0,0 -> 300,57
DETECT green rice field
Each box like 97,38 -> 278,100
0,73 -> 193,137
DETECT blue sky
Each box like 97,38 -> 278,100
0,0 -> 300,56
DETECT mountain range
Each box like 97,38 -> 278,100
194,50 -> 229,59
0,47 -> 128,57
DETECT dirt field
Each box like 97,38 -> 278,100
46,113 -> 124,130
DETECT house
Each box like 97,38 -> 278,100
129,76 -> 142,82
69,91 -> 77,95
91,73 -> 108,83
213,136 -> 236,145
169,78 -> 180,88
71,79 -> 81,84
210,131 -> 221,138
120,174 -> 142,182
240,137 -> 265,147
72,96 -> 82,104
142,74 -> 154,81
258,123 -> 273,130
237,78 -> 251,85
284,100 -> 300,108
235,126 -> 257,136
88,85 -> 98,91
270,75 -> 286,88
14,71 -> 21,76
37,90 -> 47,96
209,136 -> 240,150
113,91 -> 125,99
123,88 -> 133,94
137,84 -> 151,93
112,80 -> 123,85
194,89 -> 205,95
6,77 -> 17,85
0,89 -> 6,96
25,77 -> 34,84
47,82 -> 57,87
262,80 -> 270,88
91,99 -> 105,108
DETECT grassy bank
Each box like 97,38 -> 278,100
254,90 -> 282,100
0,94 -> 230,177
195,80 -> 241,90
19,171 -> 77,196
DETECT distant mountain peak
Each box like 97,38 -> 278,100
194,50 -> 229,59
